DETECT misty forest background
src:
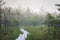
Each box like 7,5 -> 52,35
0,0 -> 60,40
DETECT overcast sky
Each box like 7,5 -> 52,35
4,0 -> 60,12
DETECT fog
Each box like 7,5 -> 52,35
4,0 -> 60,13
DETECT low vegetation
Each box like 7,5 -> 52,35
0,26 -> 22,40
24,26 -> 60,40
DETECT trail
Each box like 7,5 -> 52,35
15,28 -> 30,40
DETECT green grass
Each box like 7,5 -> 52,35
24,26 -> 48,40
0,26 -> 22,40
1,26 -> 60,40
23,26 -> 60,40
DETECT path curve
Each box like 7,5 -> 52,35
15,28 -> 30,40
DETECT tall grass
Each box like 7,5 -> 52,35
24,26 -> 60,40
0,26 -> 22,40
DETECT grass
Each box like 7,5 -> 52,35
1,25 -> 60,40
24,26 -> 48,40
0,26 -> 22,40
23,26 -> 60,40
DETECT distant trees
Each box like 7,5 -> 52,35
55,14 -> 60,27
0,0 -> 5,29
0,5 -> 21,30
0,6 -> 22,40
18,8 -> 46,26
45,13 -> 60,40
45,13 -> 56,27
45,13 -> 60,27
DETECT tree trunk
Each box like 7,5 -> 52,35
0,7 -> 1,29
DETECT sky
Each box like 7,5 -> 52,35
4,0 -> 60,12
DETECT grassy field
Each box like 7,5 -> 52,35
23,26 -> 60,40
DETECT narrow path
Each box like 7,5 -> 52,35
15,28 -> 30,40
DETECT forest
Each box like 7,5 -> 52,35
0,0 -> 60,40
